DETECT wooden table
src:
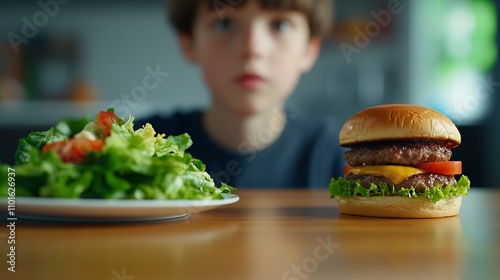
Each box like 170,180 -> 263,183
2,189 -> 500,280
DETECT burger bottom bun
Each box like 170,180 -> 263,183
336,196 -> 462,218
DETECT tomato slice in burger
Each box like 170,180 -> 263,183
415,161 -> 462,175
344,165 -> 353,176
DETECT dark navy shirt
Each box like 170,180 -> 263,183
137,110 -> 346,189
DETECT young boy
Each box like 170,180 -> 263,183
139,0 -> 345,188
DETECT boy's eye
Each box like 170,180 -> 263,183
271,19 -> 291,32
214,18 -> 234,31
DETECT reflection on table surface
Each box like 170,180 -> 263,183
1,188 -> 499,280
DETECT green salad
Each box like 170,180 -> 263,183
0,109 -> 234,199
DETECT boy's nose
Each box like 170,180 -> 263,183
240,24 -> 268,60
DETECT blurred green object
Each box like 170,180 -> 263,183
469,0 -> 497,71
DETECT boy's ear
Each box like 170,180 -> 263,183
300,36 -> 322,73
178,33 -> 198,63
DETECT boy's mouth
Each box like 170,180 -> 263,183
235,73 -> 265,90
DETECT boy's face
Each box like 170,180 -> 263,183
179,1 -> 321,116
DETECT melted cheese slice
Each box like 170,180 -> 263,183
349,165 -> 425,185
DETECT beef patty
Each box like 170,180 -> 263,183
346,173 -> 457,192
344,142 -> 452,166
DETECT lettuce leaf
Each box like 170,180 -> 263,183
329,175 -> 470,203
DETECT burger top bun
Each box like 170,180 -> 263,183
339,104 -> 461,148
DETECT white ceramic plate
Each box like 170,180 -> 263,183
1,194 -> 239,222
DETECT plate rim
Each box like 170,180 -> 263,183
0,194 -> 239,221
4,193 -> 239,208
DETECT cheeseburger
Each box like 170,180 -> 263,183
329,104 -> 470,218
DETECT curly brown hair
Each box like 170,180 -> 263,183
168,0 -> 333,38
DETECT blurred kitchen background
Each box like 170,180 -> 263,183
0,0 -> 498,187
